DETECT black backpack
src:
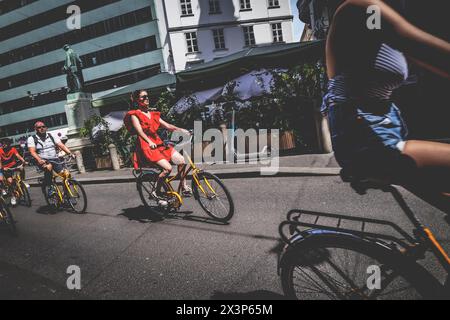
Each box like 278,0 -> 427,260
32,134 -> 59,154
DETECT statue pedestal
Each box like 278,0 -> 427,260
64,92 -> 99,173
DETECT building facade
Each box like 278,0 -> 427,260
0,0 -> 167,144
159,0 -> 294,72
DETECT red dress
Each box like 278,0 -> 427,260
125,110 -> 174,169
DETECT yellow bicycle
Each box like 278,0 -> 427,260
134,132 -> 234,222
3,162 -> 31,207
38,156 -> 87,214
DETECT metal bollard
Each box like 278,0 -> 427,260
108,144 -> 120,171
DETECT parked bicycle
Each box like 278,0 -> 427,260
134,131 -> 234,222
2,162 -> 31,207
0,193 -> 16,236
37,156 -> 87,214
278,171 -> 450,300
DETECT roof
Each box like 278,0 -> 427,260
92,72 -> 176,108
176,40 -> 324,91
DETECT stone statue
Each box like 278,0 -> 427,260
62,44 -> 85,93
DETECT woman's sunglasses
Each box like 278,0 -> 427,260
36,126 -> 47,129
139,95 -> 149,101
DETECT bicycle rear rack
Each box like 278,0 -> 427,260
280,209 -> 418,249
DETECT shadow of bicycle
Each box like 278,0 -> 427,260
35,205 -> 59,215
119,206 -> 230,226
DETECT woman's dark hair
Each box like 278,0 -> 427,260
130,89 -> 146,109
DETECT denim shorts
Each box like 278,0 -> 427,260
327,101 -> 408,172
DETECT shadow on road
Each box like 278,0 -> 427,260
35,205 -> 58,215
119,206 -> 230,226
119,206 -> 165,223
211,290 -> 285,300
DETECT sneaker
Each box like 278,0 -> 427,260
182,186 -> 193,197
10,196 -> 17,206
151,191 -> 168,207
1,189 -> 7,196
158,199 -> 169,207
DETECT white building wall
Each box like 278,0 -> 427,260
159,0 -> 294,72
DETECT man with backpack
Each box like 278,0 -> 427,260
27,121 -> 75,192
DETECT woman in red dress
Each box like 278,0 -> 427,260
125,89 -> 192,198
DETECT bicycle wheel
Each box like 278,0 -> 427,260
137,172 -> 171,215
66,179 -> 87,214
19,181 -> 32,207
192,172 -> 234,222
279,233 -> 445,300
42,184 -> 60,211
0,200 -> 17,236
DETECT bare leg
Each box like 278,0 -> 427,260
403,140 -> 450,168
154,159 -> 172,197
171,151 -> 189,192
402,140 -> 450,190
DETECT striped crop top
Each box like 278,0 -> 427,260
322,43 -> 409,113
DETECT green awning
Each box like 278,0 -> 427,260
177,40 -> 324,91
92,72 -> 176,108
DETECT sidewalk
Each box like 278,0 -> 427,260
26,153 -> 341,186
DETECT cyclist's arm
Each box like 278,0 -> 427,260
56,141 -> 73,156
131,115 -> 156,147
336,0 -> 450,78
13,150 -> 26,164
29,147 -> 45,165
159,118 -> 189,135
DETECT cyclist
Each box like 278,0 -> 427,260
124,90 -> 192,206
0,138 -> 28,206
27,121 -> 75,196
320,0 -> 450,201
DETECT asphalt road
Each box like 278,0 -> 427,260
0,176 -> 448,299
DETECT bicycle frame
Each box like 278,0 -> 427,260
280,185 -> 450,274
163,151 -> 217,201
2,165 -> 25,198
43,158 -> 78,205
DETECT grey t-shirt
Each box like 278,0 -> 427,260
27,134 -> 61,159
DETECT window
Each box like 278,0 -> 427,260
185,32 -> 199,53
271,23 -> 283,42
240,0 -> 251,10
268,0 -> 280,8
180,0 -> 193,16
212,29 -> 226,50
243,26 -> 255,46
209,0 -> 221,14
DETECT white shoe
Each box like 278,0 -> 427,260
10,197 -> 17,206
151,191 -> 168,207
1,190 -> 7,196
158,199 -> 169,207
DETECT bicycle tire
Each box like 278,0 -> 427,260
42,184 -> 60,211
19,181 -> 32,207
136,172 -> 169,215
192,172 -> 234,222
1,200 -> 17,236
66,179 -> 87,214
279,233 -> 445,300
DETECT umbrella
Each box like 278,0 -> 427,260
92,111 -> 127,136
170,86 -> 224,114
222,69 -> 279,101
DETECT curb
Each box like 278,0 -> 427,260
27,167 -> 341,187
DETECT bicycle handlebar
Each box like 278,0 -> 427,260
151,130 -> 193,150
1,163 -> 24,171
